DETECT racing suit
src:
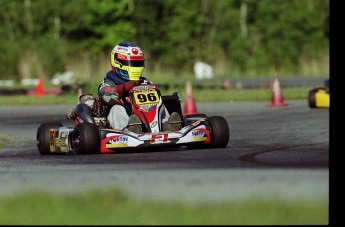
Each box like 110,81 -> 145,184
98,70 -> 170,130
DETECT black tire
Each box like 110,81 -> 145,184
37,122 -> 63,155
71,122 -> 100,154
308,88 -> 318,108
207,116 -> 230,148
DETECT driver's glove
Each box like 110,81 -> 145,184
116,80 -> 140,97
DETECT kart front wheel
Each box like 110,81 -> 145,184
71,122 -> 100,154
37,122 -> 63,155
208,116 -> 230,148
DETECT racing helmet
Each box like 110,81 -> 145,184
110,42 -> 145,82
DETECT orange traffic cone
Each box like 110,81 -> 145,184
183,81 -> 198,115
36,79 -> 44,96
269,76 -> 287,107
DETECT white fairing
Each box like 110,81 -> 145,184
104,124 -> 208,148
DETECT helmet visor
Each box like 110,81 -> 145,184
115,53 -> 145,67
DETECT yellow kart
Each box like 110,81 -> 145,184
308,81 -> 330,108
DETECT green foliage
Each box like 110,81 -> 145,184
0,0 -> 329,80
253,0 -> 328,74
0,39 -> 20,79
34,36 -> 67,78
85,0 -> 135,51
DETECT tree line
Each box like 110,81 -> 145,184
0,0 -> 329,80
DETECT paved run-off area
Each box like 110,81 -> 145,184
0,101 -> 328,204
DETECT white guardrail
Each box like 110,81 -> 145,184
0,79 -> 39,87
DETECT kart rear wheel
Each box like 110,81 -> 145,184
71,122 -> 100,154
207,116 -> 230,148
308,88 -> 318,108
37,122 -> 63,155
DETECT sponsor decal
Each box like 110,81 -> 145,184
109,136 -> 128,143
102,86 -> 116,93
106,136 -> 129,148
59,129 -> 69,138
133,85 -> 155,91
192,129 -> 207,142
193,137 -> 207,142
131,48 -> 138,55
150,133 -> 170,144
55,138 -> 69,152
192,129 -> 205,137
130,56 -> 144,60
117,53 -> 128,60
50,129 -> 70,153
139,104 -> 156,113
191,128 -> 211,143
150,121 -> 158,128
49,130 -> 57,152
191,119 -> 205,126
106,143 -> 128,148
116,46 -> 129,51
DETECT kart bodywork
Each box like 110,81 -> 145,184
37,81 -> 230,155
308,79 -> 330,108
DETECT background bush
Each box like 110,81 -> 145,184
0,0 -> 329,81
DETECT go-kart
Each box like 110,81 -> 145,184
308,79 -> 330,108
36,79 -> 230,155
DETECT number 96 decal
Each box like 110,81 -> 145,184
133,89 -> 159,104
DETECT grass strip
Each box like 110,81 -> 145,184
0,188 -> 328,225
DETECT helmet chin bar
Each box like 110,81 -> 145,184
127,66 -> 144,81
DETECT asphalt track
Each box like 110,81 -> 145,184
0,101 -> 329,204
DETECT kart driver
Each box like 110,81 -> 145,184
97,41 -> 182,133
